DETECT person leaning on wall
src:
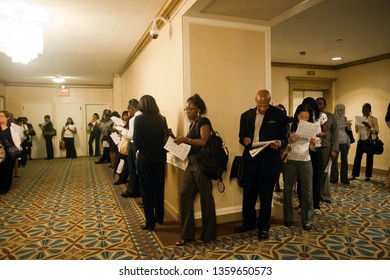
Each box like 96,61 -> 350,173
39,115 -> 55,160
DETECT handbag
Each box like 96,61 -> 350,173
117,136 -> 130,155
59,140 -> 66,150
4,139 -> 21,161
43,128 -> 57,137
345,127 -> 355,144
362,134 -> 384,155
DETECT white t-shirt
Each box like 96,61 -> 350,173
63,124 -> 76,138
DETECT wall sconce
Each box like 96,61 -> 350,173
150,16 -> 169,39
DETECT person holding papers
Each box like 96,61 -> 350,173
283,104 -> 317,230
300,97 -> 328,215
235,90 -> 287,241
61,117 -> 77,158
133,95 -> 167,231
88,113 -> 101,157
350,103 -> 379,182
173,94 -> 216,246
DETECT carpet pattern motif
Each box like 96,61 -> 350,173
0,157 -> 389,260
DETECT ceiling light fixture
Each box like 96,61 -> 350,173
332,57 -> 342,61
0,2 -> 45,64
52,76 -> 65,83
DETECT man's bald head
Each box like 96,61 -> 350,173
255,90 -> 271,114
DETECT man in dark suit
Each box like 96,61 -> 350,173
236,90 -> 288,240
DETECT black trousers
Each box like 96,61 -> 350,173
352,139 -> 374,178
0,157 -> 15,193
88,133 -> 100,156
138,162 -> 166,227
44,136 -> 53,159
124,144 -> 140,195
242,173 -> 279,231
64,137 -> 77,158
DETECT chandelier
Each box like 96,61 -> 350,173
0,2 -> 45,64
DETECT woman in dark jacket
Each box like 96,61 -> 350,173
0,110 -> 21,194
133,95 -> 168,231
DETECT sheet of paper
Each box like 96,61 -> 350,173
296,120 -> 319,139
111,116 -> 124,126
355,116 -> 366,126
249,143 -> 270,157
115,126 -> 128,133
325,158 -> 332,174
110,132 -> 121,145
251,140 -> 276,148
164,136 -> 191,161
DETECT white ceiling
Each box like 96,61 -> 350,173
0,0 -> 389,87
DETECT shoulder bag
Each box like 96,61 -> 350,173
0,144 -> 6,164
362,133 -> 384,155
345,127 -> 355,144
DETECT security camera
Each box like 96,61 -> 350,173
150,16 -> 169,39
150,27 -> 159,39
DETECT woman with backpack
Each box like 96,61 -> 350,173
174,94 -> 216,246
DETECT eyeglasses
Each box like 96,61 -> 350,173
184,107 -> 197,112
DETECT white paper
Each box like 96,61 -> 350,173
249,144 -> 270,157
102,140 -> 109,148
115,126 -> 128,133
111,116 -> 124,126
296,120 -> 319,139
325,158 -> 332,174
355,116 -> 366,126
251,140 -> 276,148
110,133 -> 121,145
164,136 -> 191,161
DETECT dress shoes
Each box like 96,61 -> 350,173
121,192 -> 141,198
284,221 -> 293,227
140,224 -> 154,231
258,230 -> 270,241
234,225 -> 255,233
114,180 -> 128,185
303,223 -> 312,231
341,180 -> 350,185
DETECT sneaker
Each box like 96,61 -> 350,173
314,208 -> 321,215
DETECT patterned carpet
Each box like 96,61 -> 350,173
0,157 -> 389,260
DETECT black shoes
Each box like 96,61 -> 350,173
365,177 -> 371,182
140,224 -> 154,231
284,221 -> 293,227
114,180 -> 129,185
234,225 -> 256,233
303,223 -> 312,231
341,180 -> 350,185
121,192 -> 141,198
258,230 -> 270,241
349,176 -> 356,180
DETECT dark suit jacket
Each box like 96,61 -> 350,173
239,105 -> 288,187
133,113 -> 167,170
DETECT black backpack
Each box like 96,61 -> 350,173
196,129 -> 229,181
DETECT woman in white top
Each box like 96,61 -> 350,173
283,104 -> 317,230
300,97 -> 327,215
61,117 -> 77,158
351,103 -> 379,182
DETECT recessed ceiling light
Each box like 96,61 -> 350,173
52,77 -> 65,83
332,57 -> 342,61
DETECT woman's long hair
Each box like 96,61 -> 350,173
302,97 -> 320,121
139,95 -> 160,114
291,103 -> 314,133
